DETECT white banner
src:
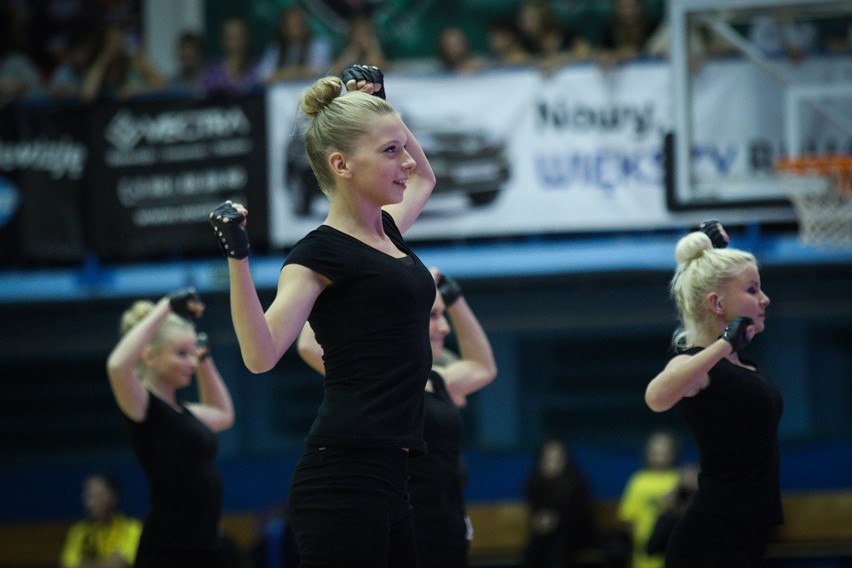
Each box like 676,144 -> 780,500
267,58 -> 850,247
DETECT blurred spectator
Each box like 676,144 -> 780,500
436,26 -> 486,74
200,16 -> 261,97
0,4 -> 45,105
329,14 -> 387,76
48,27 -> 100,99
597,0 -> 661,67
644,464 -> 699,557
80,23 -> 165,102
516,0 -> 591,74
617,431 -> 680,568
748,7 -> 819,63
486,18 -> 531,68
822,15 -> 852,53
59,473 -> 143,568
258,6 -> 333,85
165,30 -> 206,97
520,439 -> 599,568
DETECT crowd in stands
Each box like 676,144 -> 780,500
2,0 -> 851,108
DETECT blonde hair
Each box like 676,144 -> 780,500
119,300 -> 195,351
670,232 -> 756,350
300,76 -> 395,193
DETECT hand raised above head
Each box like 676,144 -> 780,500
694,219 -> 729,249
168,288 -> 204,319
341,64 -> 385,99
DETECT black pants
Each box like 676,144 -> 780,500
665,510 -> 771,568
288,445 -> 416,568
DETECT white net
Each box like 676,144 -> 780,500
776,157 -> 852,246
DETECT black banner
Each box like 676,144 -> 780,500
84,93 -> 269,261
0,102 -> 89,265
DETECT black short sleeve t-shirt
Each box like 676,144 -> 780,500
676,347 -> 784,525
284,211 -> 435,454
125,394 -> 222,551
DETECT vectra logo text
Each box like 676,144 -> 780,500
105,108 -> 251,151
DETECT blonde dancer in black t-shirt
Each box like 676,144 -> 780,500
645,222 -> 783,567
209,66 -> 437,567
297,268 -> 497,567
106,289 -> 235,568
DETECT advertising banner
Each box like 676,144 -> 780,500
85,94 -> 269,260
0,103 -> 89,265
267,66 -> 673,248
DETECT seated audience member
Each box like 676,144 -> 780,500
80,23 -> 165,102
59,473 -> 143,568
436,26 -> 486,74
516,0 -> 591,73
166,30 -> 206,97
0,8 -> 45,105
200,16 -> 260,96
486,18 -> 531,68
329,14 -> 387,75
258,6 -> 332,84
48,28 -> 99,99
597,0 -> 661,67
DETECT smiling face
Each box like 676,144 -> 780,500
343,113 -> 416,206
716,263 -> 770,334
145,326 -> 198,389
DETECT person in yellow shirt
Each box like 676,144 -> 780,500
617,431 -> 681,568
59,473 -> 142,568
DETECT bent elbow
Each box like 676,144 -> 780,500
644,388 -> 672,413
243,356 -> 274,375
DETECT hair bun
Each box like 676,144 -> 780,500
120,300 -> 155,335
674,232 -> 713,266
301,76 -> 344,118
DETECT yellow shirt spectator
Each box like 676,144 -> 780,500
59,473 -> 142,568
617,431 -> 681,568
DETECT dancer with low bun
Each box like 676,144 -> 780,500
209,65 -> 436,567
106,289 -> 235,568
645,223 -> 783,567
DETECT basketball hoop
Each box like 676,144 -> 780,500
775,155 -> 852,246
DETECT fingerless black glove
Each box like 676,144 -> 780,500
341,64 -> 385,99
168,288 -> 202,320
437,273 -> 463,308
209,201 -> 250,259
694,219 -> 728,249
720,316 -> 753,353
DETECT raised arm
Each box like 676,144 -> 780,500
383,120 -> 436,234
433,272 -> 497,407
186,343 -> 235,433
227,258 -> 327,374
106,299 -> 170,421
210,201 -> 328,373
645,317 -> 754,412
341,65 -> 436,233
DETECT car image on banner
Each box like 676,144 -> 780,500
283,112 -> 510,217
